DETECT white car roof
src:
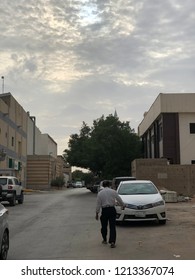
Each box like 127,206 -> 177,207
121,180 -> 153,183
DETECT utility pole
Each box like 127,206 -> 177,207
1,76 -> 4,93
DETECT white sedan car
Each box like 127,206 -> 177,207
0,203 -> 9,259
115,180 -> 166,225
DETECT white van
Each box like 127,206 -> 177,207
112,176 -> 136,190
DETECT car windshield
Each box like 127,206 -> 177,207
118,182 -> 158,195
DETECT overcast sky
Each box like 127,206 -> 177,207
0,0 -> 195,154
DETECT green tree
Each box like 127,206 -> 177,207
64,122 -> 91,169
64,114 -> 142,178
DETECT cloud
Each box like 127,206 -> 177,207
0,0 -> 195,154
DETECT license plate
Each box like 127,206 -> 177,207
135,211 -> 146,217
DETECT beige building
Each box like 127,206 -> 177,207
138,93 -> 195,164
27,114 -> 57,157
0,92 -> 69,189
26,112 -> 65,189
136,93 -> 195,196
57,155 -> 72,185
0,93 -> 27,185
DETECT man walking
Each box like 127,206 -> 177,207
95,180 -> 125,248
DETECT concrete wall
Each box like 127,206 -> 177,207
27,117 -> 57,158
41,134 -> 57,158
26,155 -> 57,189
132,159 -> 195,196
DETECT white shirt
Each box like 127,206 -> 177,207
96,187 -> 124,213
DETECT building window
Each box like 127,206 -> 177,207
158,124 -> 163,140
191,160 -> 195,164
190,123 -> 195,134
11,137 -> 14,147
18,141 -> 22,157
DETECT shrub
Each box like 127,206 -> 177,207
51,176 -> 65,187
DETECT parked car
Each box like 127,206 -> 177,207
0,203 -> 9,259
67,181 -> 73,188
0,176 -> 24,206
87,181 -> 100,193
75,181 -> 83,188
115,180 -> 166,225
112,176 -> 136,190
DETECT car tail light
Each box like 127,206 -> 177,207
8,185 -> 13,190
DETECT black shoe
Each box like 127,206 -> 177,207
110,243 -> 116,248
102,240 -> 107,244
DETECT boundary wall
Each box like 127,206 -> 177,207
131,159 -> 195,196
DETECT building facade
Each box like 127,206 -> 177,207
0,92 -> 68,189
26,113 -> 65,189
57,155 -> 72,186
26,112 -> 60,188
0,93 -> 27,185
138,93 -> 195,164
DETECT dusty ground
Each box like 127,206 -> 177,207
151,198 -> 195,259
166,197 -> 195,227
111,197 -> 195,260
7,189 -> 195,260
165,198 -> 195,259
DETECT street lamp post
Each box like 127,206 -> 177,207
1,76 -> 4,93
48,152 -> 52,187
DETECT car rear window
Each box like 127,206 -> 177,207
0,178 -> 8,185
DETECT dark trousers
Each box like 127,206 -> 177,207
100,207 -> 117,244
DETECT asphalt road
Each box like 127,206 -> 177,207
4,187 -> 195,260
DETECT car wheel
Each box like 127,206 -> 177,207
0,230 -> 9,260
159,219 -> 166,225
18,192 -> 24,204
10,193 -> 16,206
